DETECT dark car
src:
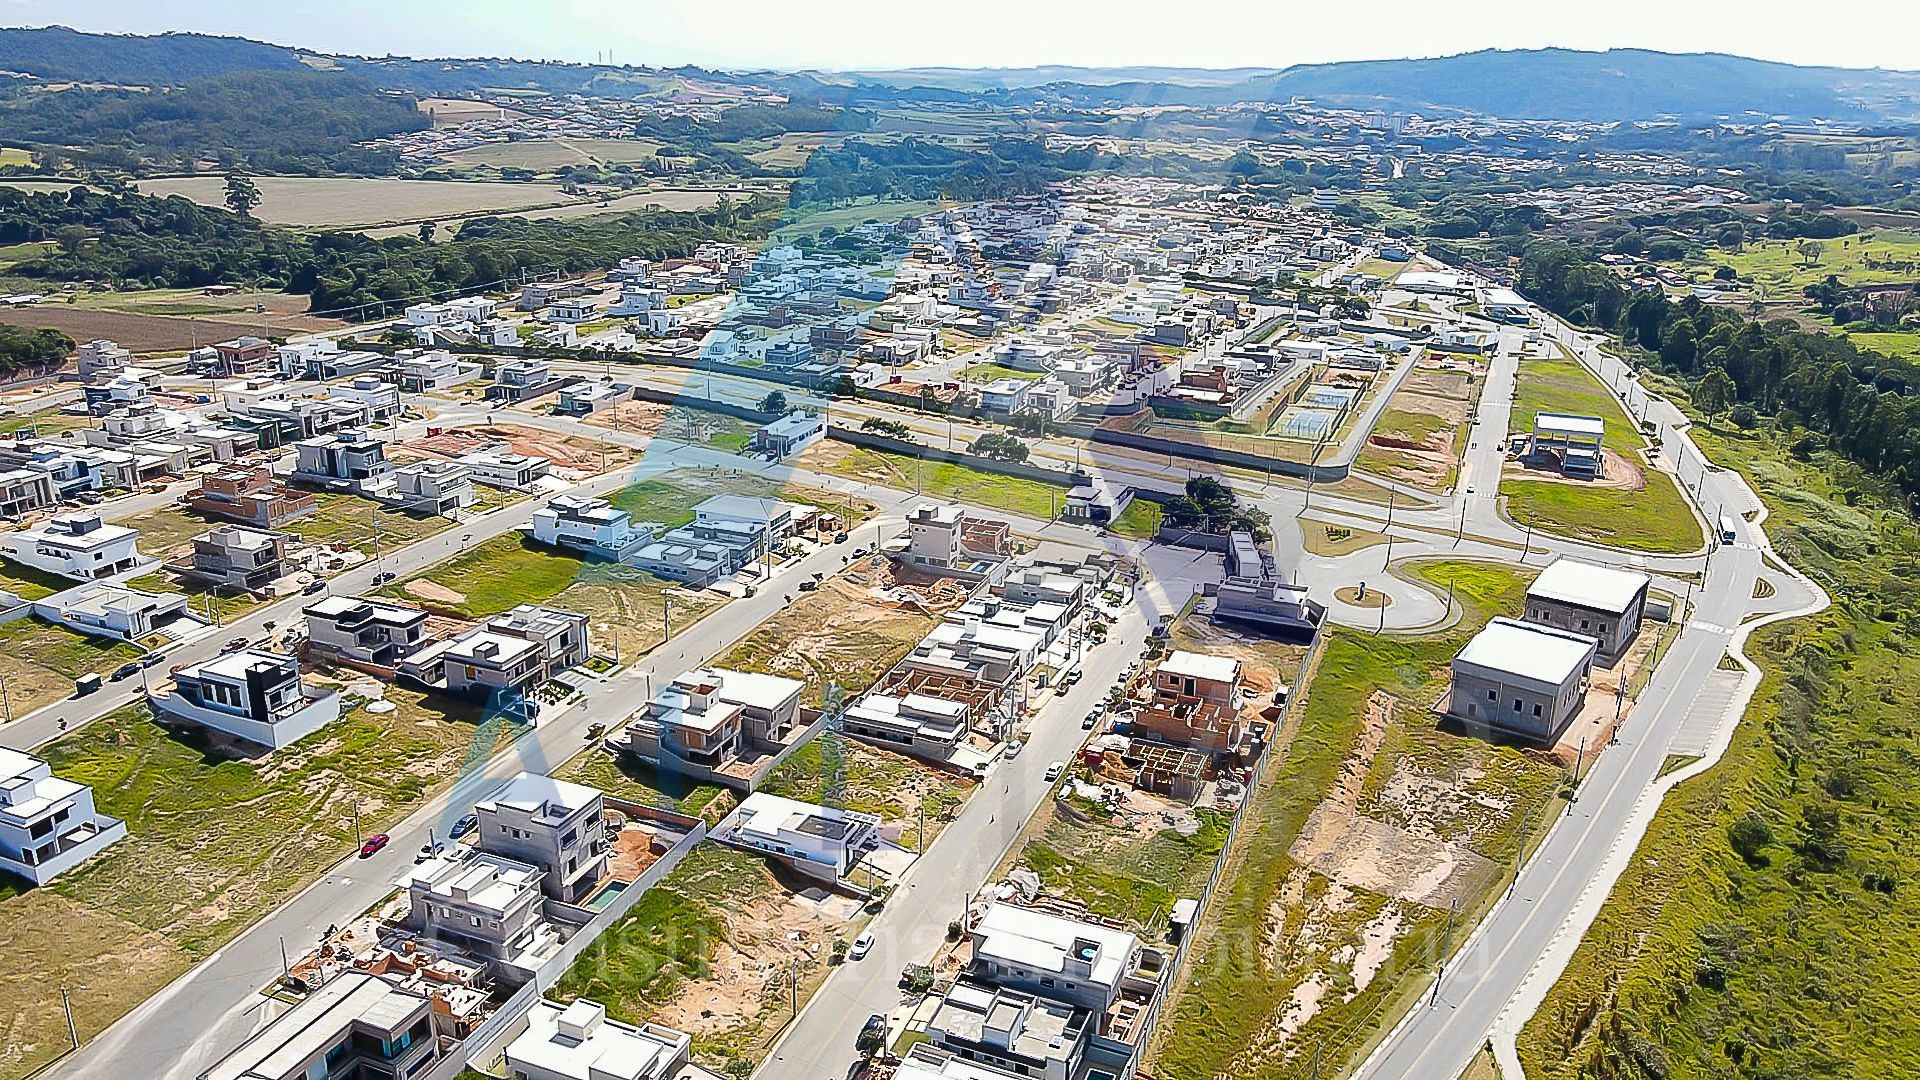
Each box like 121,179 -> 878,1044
303,580 -> 328,595
109,661 -> 142,682
1082,713 -> 1099,730
450,814 -> 478,839
359,833 -> 390,858
222,636 -> 250,653
372,571 -> 396,585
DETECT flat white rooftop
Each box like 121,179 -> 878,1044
1533,412 -> 1606,439
1528,558 -> 1650,615
1456,617 -> 1596,686
1158,649 -> 1240,685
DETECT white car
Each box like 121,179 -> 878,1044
1044,761 -> 1065,782
1003,741 -> 1023,759
849,931 -> 875,960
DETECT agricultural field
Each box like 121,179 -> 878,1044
737,132 -> 834,168
0,688 -> 521,1079
760,737 -> 971,852
1150,559 -> 1566,1080
1502,349 -> 1703,554
711,566 -> 946,708
439,137 -> 667,172
551,844 -> 864,1071
799,440 -> 1070,521
1520,412 -> 1920,1078
770,197 -> 947,242
416,97 -> 528,126
132,175 -> 577,228
0,302 -> 324,353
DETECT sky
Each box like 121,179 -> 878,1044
3,0 -> 1919,73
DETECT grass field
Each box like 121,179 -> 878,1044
0,556 -> 78,601
712,572 -> 937,708
1504,350 -> 1702,554
387,533 -> 726,656
552,747 -> 735,820
1019,802 -> 1230,936
770,197 -> 946,242
0,147 -> 33,167
0,691 -> 520,1078
1151,558 -> 1565,1080
961,362 -> 1046,383
1698,229 -> 1920,293
1107,499 -> 1163,540
759,737 -> 969,850
800,441 -> 1068,521
1518,419 -> 1920,1077
0,618 -> 146,719
132,175 -> 577,228
292,492 -> 460,549
1504,476 -> 1702,554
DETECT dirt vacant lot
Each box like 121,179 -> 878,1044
133,175 -> 578,228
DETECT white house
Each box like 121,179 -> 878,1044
715,792 -> 880,882
150,649 -> 341,750
528,495 -> 647,561
978,378 -> 1033,415
457,450 -> 551,491
504,1000 -> 695,1080
751,411 -> 826,459
0,512 -> 148,581
32,580 -> 196,643
0,747 -> 127,885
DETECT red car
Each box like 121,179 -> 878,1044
359,833 -> 390,858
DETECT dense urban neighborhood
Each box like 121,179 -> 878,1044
0,15 -> 1916,1080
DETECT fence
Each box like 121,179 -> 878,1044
422,820 -> 708,1080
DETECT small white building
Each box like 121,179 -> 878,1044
1450,617 -> 1597,742
504,999 -> 694,1080
715,792 -> 880,883
978,378 -> 1033,415
457,450 -> 552,491
751,410 -> 826,459
1524,558 -> 1651,660
32,580 -> 195,642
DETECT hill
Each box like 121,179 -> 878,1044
0,26 -> 306,83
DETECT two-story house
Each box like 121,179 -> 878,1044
175,525 -> 289,594
303,595 -> 432,667
473,772 -> 607,904
150,649 -> 341,750
0,512 -> 148,581
0,747 -> 127,885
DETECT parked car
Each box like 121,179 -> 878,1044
1044,761 -> 1065,782
849,932 -> 876,961
222,636 -> 250,653
1081,713 -> 1098,730
140,652 -> 166,669
372,571 -> 396,586
109,661 -> 142,682
1003,740 -> 1023,760
797,579 -> 818,592
302,580 -> 328,595
450,814 -> 478,839
359,833 -> 390,858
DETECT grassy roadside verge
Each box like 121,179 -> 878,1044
1518,420 -> 1920,1077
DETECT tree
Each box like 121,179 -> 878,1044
971,433 -> 1029,463
1796,239 -> 1825,268
417,220 -> 436,243
1694,368 -> 1735,425
759,390 -> 789,414
1727,812 -> 1773,866
223,172 -> 262,217
53,225 -> 88,255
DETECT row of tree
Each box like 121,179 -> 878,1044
1520,241 -> 1920,499
0,323 -> 75,378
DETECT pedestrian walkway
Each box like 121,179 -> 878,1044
1666,668 -> 1742,756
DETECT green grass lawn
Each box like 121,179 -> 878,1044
1106,498 -> 1163,540
0,691 -> 518,1078
0,557 -> 77,601
289,492 -> 457,550
1518,423 -> 1920,1078
552,747 -> 734,820
1371,407 -> 1457,446
1152,559 -> 1563,1080
1018,807 -> 1230,936
1505,474 -> 1702,554
807,444 -> 1068,520
1504,351 -> 1702,553
961,362 -> 1046,383
1509,351 -> 1634,436
760,737 -> 967,847
108,506 -> 216,558
0,618 -> 146,720
1698,228 -> 1920,293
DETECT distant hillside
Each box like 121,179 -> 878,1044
837,65 -> 1280,91
0,26 -> 305,83
1052,49 -> 1920,122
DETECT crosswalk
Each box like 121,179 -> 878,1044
1667,668 -> 1744,755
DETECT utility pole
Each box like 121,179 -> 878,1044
279,936 -> 291,985
1430,897 -> 1457,1006
1506,801 -> 1534,899
0,673 -> 11,723
918,801 -> 926,852
1445,571 -> 1457,621
351,800 -> 362,849
60,986 -> 78,1050
662,596 -> 671,642
1572,735 -> 1589,796
1521,520 -> 1534,563
790,957 -> 799,1018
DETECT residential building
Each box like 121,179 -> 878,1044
184,466 -> 318,529
175,525 -> 289,593
1001,568 -> 1086,617
1449,617 -> 1597,742
0,747 -> 127,885
32,580 -> 194,642
371,461 -> 476,515
151,649 -> 341,750
303,595 -> 432,666
922,983 -> 1087,1080
843,691 -> 971,756
691,494 -> 798,550
556,382 -> 626,416
292,431 -> 393,491
198,971 -> 440,1080
528,495 -> 648,561
1134,650 -> 1245,757
327,376 -> 404,421
395,850 -> 556,974
0,467 -> 58,517
487,359 -> 569,402
1522,558 -> 1650,660
978,378 -> 1032,415
400,605 -> 589,703
901,503 -> 1012,581
1530,413 -> 1605,479
74,339 -> 131,379
212,336 -> 274,377
456,450 -> 551,491
1063,478 -> 1133,527
750,410 -> 826,459
968,901 -> 1152,1012
0,512 -> 147,581
714,792 -> 880,883
503,1000 -> 695,1080
393,350 -> 483,393
615,667 -> 805,780
474,771 -> 607,903
540,298 -> 599,323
